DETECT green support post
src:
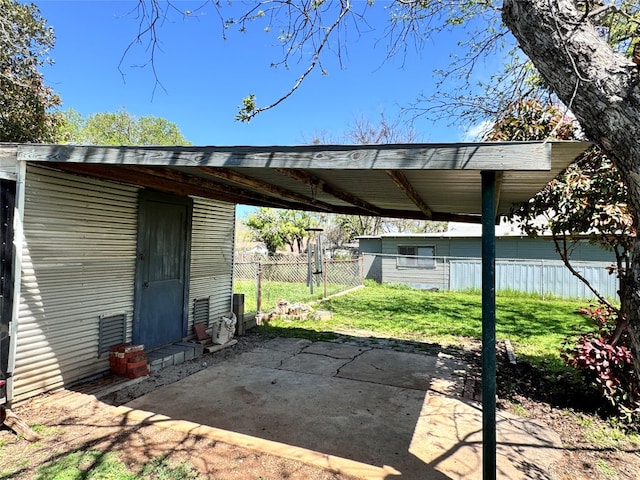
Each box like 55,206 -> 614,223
481,170 -> 497,480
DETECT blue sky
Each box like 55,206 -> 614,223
34,1 -> 501,146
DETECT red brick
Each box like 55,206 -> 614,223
109,343 -> 131,353
193,323 -> 209,341
123,344 -> 144,354
126,365 -> 149,379
110,363 -> 127,375
110,357 -> 128,368
126,354 -> 146,364
127,359 -> 147,371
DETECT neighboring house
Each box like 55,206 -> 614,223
358,222 -> 617,299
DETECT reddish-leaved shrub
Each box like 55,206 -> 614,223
562,302 -> 640,425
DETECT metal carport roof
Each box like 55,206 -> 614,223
13,140 -> 591,480
16,141 -> 589,223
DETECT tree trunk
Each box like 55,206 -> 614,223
502,0 -> 640,378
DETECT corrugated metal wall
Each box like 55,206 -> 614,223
188,197 -> 235,329
363,253 -> 617,300
12,168 -> 237,404
13,166 -> 139,403
449,259 -> 617,299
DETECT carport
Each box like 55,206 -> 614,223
14,140 -> 590,479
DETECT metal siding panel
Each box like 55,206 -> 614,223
13,166 -> 138,403
188,197 -> 235,333
542,261 -> 617,300
449,258 -> 616,300
496,261 -> 541,294
450,260 -> 482,291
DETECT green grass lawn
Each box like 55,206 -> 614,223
33,452 -> 202,480
250,281 -> 595,373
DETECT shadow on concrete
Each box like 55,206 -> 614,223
117,334 -> 563,479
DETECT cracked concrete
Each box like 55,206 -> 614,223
122,337 -> 563,479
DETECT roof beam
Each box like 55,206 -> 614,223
274,168 -> 383,216
45,163 -> 289,209
17,142 -> 556,170
385,170 -> 433,219
197,167 -> 337,213
125,165 -> 306,209
38,162 -> 485,222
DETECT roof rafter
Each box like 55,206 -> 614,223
45,162 -> 469,220
385,170 -> 433,219
274,168 -> 383,216
197,166 -> 337,213
46,163 -> 289,209
126,165 -> 304,209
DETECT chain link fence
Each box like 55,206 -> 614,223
234,253 -> 363,313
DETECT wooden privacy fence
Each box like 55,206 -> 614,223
234,254 -> 363,312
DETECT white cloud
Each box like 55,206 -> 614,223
460,120 -> 493,142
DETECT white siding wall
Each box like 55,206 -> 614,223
188,197 -> 235,329
13,167 -> 138,403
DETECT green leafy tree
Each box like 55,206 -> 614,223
511,154 -> 632,336
244,208 -> 284,255
278,210 -> 319,253
55,108 -> 83,144
333,214 -> 385,243
495,101 -> 632,321
0,0 -> 62,142
493,99 -> 637,421
58,108 -> 191,146
484,99 -> 579,142
244,208 -> 320,255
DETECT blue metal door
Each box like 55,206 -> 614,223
134,191 -> 191,349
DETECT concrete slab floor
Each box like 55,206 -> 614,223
122,338 -> 562,479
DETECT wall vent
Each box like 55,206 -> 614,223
193,297 -> 210,326
99,313 -> 127,355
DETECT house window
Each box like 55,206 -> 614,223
397,246 -> 436,268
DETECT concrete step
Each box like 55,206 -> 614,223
146,342 -> 204,373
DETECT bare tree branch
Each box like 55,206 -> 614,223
235,0 -> 354,121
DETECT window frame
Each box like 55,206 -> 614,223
396,245 -> 436,269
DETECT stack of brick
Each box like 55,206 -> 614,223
109,343 -> 148,378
